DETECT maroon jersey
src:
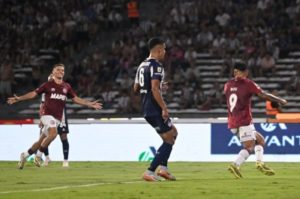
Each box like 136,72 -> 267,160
35,80 -> 76,121
224,77 -> 262,129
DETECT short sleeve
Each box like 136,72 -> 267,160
67,83 -> 77,99
35,82 -> 48,95
134,67 -> 139,84
248,80 -> 262,94
151,63 -> 163,81
223,83 -> 228,94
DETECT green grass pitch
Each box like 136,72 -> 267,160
0,161 -> 300,199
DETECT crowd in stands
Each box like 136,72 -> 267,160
1,0 -> 300,115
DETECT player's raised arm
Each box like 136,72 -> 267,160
257,91 -> 287,106
7,91 -> 38,105
72,96 -> 103,110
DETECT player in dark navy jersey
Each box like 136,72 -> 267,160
224,62 -> 287,179
57,107 -> 70,167
134,37 -> 178,181
7,64 -> 102,169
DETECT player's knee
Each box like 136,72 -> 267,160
48,128 -> 57,140
256,139 -> 265,147
172,126 -> 178,137
243,141 -> 255,153
165,132 -> 176,145
164,139 -> 175,145
244,146 -> 254,153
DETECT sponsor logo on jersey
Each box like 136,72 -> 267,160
140,89 -> 147,94
51,88 -> 55,92
230,87 -> 237,91
63,88 -> 67,94
50,93 -> 67,101
157,67 -> 162,72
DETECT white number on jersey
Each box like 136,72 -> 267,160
229,93 -> 237,113
139,68 -> 144,87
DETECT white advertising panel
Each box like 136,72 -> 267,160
0,123 -> 299,162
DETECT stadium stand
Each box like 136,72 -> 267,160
1,0 -> 300,119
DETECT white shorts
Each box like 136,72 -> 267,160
230,124 -> 257,142
40,115 -> 60,136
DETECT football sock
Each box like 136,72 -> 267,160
62,139 -> 69,160
36,150 -> 43,157
159,142 -> 173,167
28,148 -> 35,155
148,142 -> 173,172
234,149 -> 250,166
38,146 -> 47,154
160,165 -> 168,171
24,151 -> 30,158
255,145 -> 264,162
44,147 -> 49,156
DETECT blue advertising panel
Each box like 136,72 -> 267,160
211,123 -> 300,154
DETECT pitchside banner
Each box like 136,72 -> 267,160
211,123 -> 300,154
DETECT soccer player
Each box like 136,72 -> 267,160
36,74 -> 53,167
134,37 -> 178,181
57,108 -> 70,167
7,63 -> 102,169
39,98 -> 70,167
224,62 -> 287,179
39,74 -> 71,167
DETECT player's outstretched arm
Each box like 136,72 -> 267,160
7,91 -> 38,105
257,91 -> 287,105
72,96 -> 102,110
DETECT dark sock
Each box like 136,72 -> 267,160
39,146 -> 47,153
44,148 -> 49,156
148,142 -> 173,172
62,139 -> 69,160
28,148 -> 35,155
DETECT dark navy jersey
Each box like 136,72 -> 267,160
135,58 -> 164,117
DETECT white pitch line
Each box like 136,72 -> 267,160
0,180 -> 143,194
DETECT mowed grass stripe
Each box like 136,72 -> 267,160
0,162 -> 300,199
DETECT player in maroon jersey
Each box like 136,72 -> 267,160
224,62 -> 287,179
7,64 -> 102,169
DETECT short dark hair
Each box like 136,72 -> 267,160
52,63 -> 64,69
148,37 -> 165,50
234,62 -> 247,71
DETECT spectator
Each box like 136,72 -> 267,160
126,0 -> 140,27
0,61 -> 14,102
286,66 -> 300,96
259,52 -> 276,77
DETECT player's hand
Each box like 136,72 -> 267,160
162,108 -> 169,121
162,82 -> 169,92
7,94 -> 20,105
89,100 -> 103,110
280,99 -> 287,105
